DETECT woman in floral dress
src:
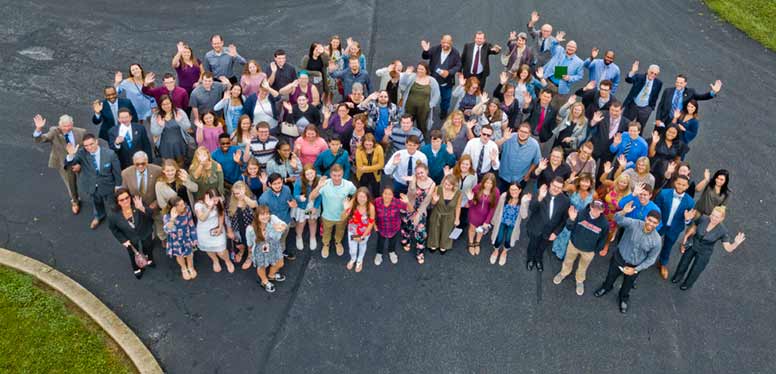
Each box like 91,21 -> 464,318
163,196 -> 198,280
399,162 -> 436,264
246,205 -> 288,293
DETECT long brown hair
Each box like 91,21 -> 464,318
242,59 -> 262,75
453,154 -> 475,179
299,164 -> 319,197
344,187 -> 375,223
473,173 -> 498,208
251,205 -> 270,243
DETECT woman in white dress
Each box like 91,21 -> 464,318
194,188 -> 235,273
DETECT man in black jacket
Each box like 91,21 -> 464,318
654,74 -> 722,132
588,101 -> 630,179
575,79 -> 614,120
522,88 -> 557,143
421,35 -> 462,120
524,177 -> 570,271
461,31 -> 502,88
553,201 -> 609,295
108,109 -> 153,169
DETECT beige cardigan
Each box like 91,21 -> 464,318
155,178 -> 199,211
490,193 -> 530,247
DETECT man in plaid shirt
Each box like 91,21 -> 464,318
373,186 -> 407,266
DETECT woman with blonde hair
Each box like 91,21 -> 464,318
226,181 -> 258,269
155,159 -> 198,218
441,110 -> 472,158
552,97 -> 588,153
616,155 -> 655,190
673,206 -> 746,290
597,163 -> 632,256
427,174 -> 461,254
194,188 -> 234,273
189,146 -> 224,200
452,154 -> 478,228
355,133 -> 384,198
240,60 -> 267,97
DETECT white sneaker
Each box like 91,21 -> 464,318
296,236 -> 304,250
374,254 -> 383,266
309,237 -> 317,251
389,252 -> 398,264
553,273 -> 565,285
576,282 -> 585,296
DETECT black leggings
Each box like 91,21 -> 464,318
376,232 -> 399,255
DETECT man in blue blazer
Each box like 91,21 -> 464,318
64,133 -> 123,229
654,74 -> 722,131
653,175 -> 696,280
622,61 -> 662,129
421,35 -> 462,120
91,86 -> 138,142
108,109 -> 153,169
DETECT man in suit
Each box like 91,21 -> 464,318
575,79 -> 614,120
655,74 -> 722,131
524,177 -> 570,271
120,151 -> 163,245
522,88 -> 558,143
461,31 -> 502,88
33,114 -> 86,215
622,61 -> 662,129
64,133 -> 123,229
653,175 -> 696,280
587,102 -> 630,179
526,10 -> 563,66
91,86 -> 138,142
108,108 -> 153,169
421,35 -> 462,120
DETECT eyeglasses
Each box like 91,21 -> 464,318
134,163 -> 147,167
481,132 -> 492,137
220,142 -> 231,146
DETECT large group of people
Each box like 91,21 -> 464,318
32,10 -> 747,313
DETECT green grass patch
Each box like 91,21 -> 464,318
705,0 -> 776,51
0,266 -> 136,373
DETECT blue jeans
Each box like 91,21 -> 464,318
393,180 -> 409,195
439,84 -> 452,120
493,223 -> 515,250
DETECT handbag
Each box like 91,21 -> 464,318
280,122 -> 300,137
128,243 -> 149,269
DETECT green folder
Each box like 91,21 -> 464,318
554,65 -> 568,80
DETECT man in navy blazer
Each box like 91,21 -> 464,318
622,61 -> 662,129
421,35 -> 462,120
64,133 -> 123,229
524,177 -> 570,271
653,175 -> 696,280
108,109 -> 153,169
91,86 -> 138,142
461,31 -> 502,88
654,74 -> 722,131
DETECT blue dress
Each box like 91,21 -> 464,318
552,192 -> 593,259
163,208 -> 198,257
118,80 -> 153,120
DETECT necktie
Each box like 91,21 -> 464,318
477,145 -> 486,174
672,90 -> 682,112
639,80 -> 650,101
472,46 -> 480,74
92,154 -> 99,172
407,155 -> 414,177
139,172 -> 146,195
64,133 -> 72,145
536,107 -> 547,134
541,38 -> 547,52
623,138 -> 632,160
126,128 -> 133,149
549,196 -> 555,218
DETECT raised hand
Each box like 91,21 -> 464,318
652,130 -> 660,144
272,223 -> 286,232
456,72 -> 465,86
591,47 -> 599,59
621,201 -> 635,214
530,10 -> 540,24
114,135 -> 125,144
566,94 -> 578,106
502,127 -> 512,139
500,71 -> 508,85
446,141 -> 454,154
591,111 -> 604,124
232,149 -> 243,163
630,60 -> 639,73
521,193 -> 532,203
491,44 -> 502,53
466,119 -> 477,130
538,184 -> 548,201
392,153 -> 401,165
177,169 -> 190,181
132,196 -> 145,211
399,193 -> 410,204
684,209 -> 696,221
260,79 -> 270,90
522,91 -> 532,108
93,100 -> 103,114
710,79 -> 722,93
204,193 -> 213,208
144,72 -> 155,86
489,147 -> 498,162
421,40 -> 430,51
535,66 -> 544,79
114,71 -> 123,85
603,161 -> 614,175
33,114 -> 46,130
673,108 -> 682,119
431,191 -> 440,204
288,199 -> 298,209
537,158 -> 549,171
176,41 -> 186,54
613,132 -> 622,146
704,168 -> 711,181
218,76 -> 231,86
568,205 -> 578,221
555,31 -> 566,42
170,205 -> 179,219
666,161 -> 677,175
632,183 -> 645,197
270,61 -> 278,73
65,143 -> 78,156
583,80 -> 596,91
282,101 -> 293,112
734,232 -> 746,245
617,154 -> 627,168
509,31 -> 517,40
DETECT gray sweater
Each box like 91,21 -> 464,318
614,213 -> 662,272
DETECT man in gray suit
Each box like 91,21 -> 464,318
64,133 -> 123,229
526,10 -> 566,66
33,114 -> 87,215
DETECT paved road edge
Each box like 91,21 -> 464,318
0,247 -> 163,374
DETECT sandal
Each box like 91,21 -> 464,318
213,262 -> 222,273
403,244 -> 411,252
234,250 -> 244,264
188,267 -> 198,279
416,253 -> 425,264
355,261 -> 363,273
474,241 -> 481,256
241,258 -> 252,270
181,268 -> 191,280
467,242 -> 475,256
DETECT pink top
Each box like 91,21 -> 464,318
198,126 -> 224,152
240,73 -> 267,97
294,137 -> 328,166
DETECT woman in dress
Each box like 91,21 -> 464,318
355,133 -> 384,199
597,163 -> 632,256
471,98 -> 508,141
322,103 -> 352,140
452,154 -> 478,228
467,173 -> 500,256
246,205 -> 288,293
671,99 -> 700,146
266,140 -> 302,191
441,110 -> 473,158
427,174 -> 462,255
114,64 -> 153,123
673,206 -> 746,290
293,125 -> 328,166
649,126 -> 688,188
194,111 -> 225,152
214,84 -> 245,134
324,35 -> 343,105
300,43 -> 329,99
108,188 -> 155,279
553,97 -> 588,153
151,95 -> 193,166
293,164 -> 322,251
552,173 -> 596,259
399,62 -> 440,137
342,187 -> 376,272
188,146 -> 224,200
194,188 -> 234,273
163,196 -> 198,280
399,162 -> 436,264
155,159 -> 198,217
489,183 -> 531,266
240,60 -> 267,97
694,169 -> 731,217
279,71 -> 321,107
241,158 -> 265,198
226,181 -> 258,270
171,41 -> 203,94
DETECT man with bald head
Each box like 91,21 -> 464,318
623,61 -> 663,128
421,34 -> 462,119
543,40 -> 584,106
583,47 -> 621,94
527,10 -> 564,65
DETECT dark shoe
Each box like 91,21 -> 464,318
619,301 -> 628,314
285,253 -> 296,261
146,260 -> 156,268
593,288 -> 608,298
679,284 -> 691,291
133,270 -> 143,279
270,273 -> 286,282
526,261 -> 534,271
671,276 -> 681,284
536,261 -> 544,272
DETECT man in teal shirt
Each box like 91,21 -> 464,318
309,164 -> 356,258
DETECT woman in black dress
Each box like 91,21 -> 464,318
108,188 -> 155,279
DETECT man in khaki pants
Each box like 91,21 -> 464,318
553,200 -> 609,296
32,114 -> 86,214
309,164 -> 356,259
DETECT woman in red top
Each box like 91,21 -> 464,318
342,187 -> 375,272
